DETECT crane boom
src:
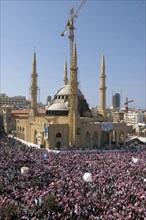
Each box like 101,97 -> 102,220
124,98 -> 134,105
61,0 -> 86,36
73,0 -> 86,19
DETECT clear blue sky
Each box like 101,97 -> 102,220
1,0 -> 146,110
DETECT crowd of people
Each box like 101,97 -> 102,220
0,136 -> 146,219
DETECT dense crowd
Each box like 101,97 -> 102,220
0,136 -> 146,219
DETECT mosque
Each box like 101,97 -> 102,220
16,39 -> 127,149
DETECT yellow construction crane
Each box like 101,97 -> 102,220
61,0 -> 86,66
61,0 -> 86,146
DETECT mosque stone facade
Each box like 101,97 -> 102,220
16,44 -> 127,149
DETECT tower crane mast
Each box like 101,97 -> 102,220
61,0 -> 86,146
124,97 -> 134,124
124,97 -> 134,113
61,0 -> 86,67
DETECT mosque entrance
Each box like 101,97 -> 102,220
56,141 -> 61,149
84,132 -> 91,148
34,130 -> 37,145
100,131 -> 109,147
92,132 -> 98,148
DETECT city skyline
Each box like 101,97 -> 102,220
1,0 -> 146,110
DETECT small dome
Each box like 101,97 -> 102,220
48,103 -> 67,111
46,84 -> 91,117
56,85 -> 84,97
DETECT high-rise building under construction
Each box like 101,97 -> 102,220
112,93 -> 120,109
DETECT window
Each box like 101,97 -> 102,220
56,132 -> 62,138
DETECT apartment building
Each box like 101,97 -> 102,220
0,93 -> 28,107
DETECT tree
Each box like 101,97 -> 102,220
0,181 -> 5,193
1,204 -> 17,219
44,194 -> 56,210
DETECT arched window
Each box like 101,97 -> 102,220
56,132 -> 62,138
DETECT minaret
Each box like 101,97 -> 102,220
64,60 -> 68,85
99,54 -> 107,117
69,41 -> 80,147
30,51 -> 38,116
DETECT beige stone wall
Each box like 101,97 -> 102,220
79,121 -> 127,148
16,114 -> 127,149
48,124 -> 69,149
44,116 -> 68,124
80,122 -> 101,148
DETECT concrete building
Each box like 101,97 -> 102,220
112,111 -> 124,122
0,93 -> 28,107
125,111 -> 144,128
